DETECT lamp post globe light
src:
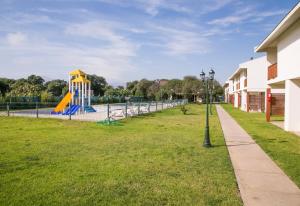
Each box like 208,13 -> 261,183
200,69 -> 215,148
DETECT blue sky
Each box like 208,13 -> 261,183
0,0 -> 298,85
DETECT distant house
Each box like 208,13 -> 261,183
224,80 -> 234,104
255,2 -> 300,132
229,56 -> 269,112
158,79 -> 169,87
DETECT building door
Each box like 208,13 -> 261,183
230,95 -> 234,105
248,92 -> 265,112
249,94 -> 259,111
271,94 -> 285,115
260,92 -> 265,112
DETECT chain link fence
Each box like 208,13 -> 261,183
0,99 -> 188,122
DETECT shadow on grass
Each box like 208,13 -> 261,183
184,112 -> 198,116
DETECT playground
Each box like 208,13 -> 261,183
0,69 -> 187,122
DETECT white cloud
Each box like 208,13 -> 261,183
149,25 -> 210,55
95,0 -> 191,16
199,0 -> 235,14
0,20 -> 139,82
6,32 -> 27,46
65,21 -> 138,57
208,15 -> 247,26
208,6 -> 287,26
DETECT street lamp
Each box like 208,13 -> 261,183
200,69 -> 215,148
209,69 -> 215,115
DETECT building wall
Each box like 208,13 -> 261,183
239,56 -> 268,91
277,20 -> 300,81
284,79 -> 300,131
224,86 -> 229,102
241,90 -> 247,111
228,80 -> 234,94
234,92 -> 239,108
266,48 -> 277,65
224,80 -> 234,103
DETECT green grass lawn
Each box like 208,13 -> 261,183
222,104 -> 300,187
0,104 -> 242,206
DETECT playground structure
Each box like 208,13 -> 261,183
52,69 -> 96,115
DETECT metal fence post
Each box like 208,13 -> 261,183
125,102 -> 128,118
36,102 -> 39,118
68,103 -> 71,120
162,100 -> 164,110
148,101 -> 151,113
156,101 -> 158,111
138,102 -> 141,115
7,103 -> 9,117
107,103 -> 110,120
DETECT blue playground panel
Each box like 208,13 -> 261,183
63,105 -> 81,115
84,106 -> 96,113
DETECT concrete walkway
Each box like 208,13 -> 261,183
216,105 -> 300,206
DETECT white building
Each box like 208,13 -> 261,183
224,80 -> 234,104
255,2 -> 300,132
229,56 -> 268,112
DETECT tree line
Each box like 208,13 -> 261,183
0,74 -> 224,102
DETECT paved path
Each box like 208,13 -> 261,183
216,105 -> 300,206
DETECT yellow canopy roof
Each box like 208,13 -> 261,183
71,76 -> 90,83
69,69 -> 87,76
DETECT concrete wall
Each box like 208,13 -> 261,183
267,48 -> 277,65
224,86 -> 229,102
277,20 -> 300,81
284,79 -> 300,131
234,92 -> 239,108
224,80 -> 234,103
241,90 -> 247,111
228,80 -> 234,94
239,56 -> 268,91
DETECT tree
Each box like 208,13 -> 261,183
126,80 -> 139,95
45,80 -> 67,96
0,79 -> 10,96
212,80 -> 224,101
104,85 -> 130,97
8,81 -> 44,97
163,79 -> 183,99
135,79 -> 154,98
87,74 -> 108,96
27,75 -> 45,85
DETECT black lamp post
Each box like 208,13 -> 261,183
200,69 -> 215,148
209,69 -> 215,115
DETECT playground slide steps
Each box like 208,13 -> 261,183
63,105 -> 81,115
84,106 -> 96,113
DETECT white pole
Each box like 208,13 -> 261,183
85,82 -> 87,100
88,82 -> 91,106
68,75 -> 71,92
84,82 -> 87,108
82,82 -> 84,109
79,82 -> 81,107
72,82 -> 74,105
